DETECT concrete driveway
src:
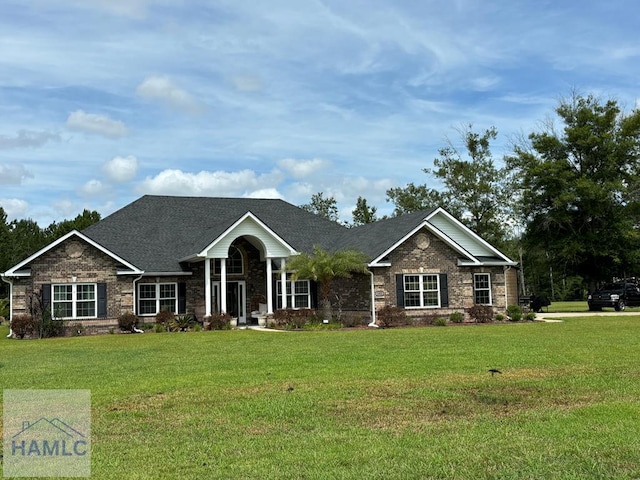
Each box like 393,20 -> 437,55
536,310 -> 640,321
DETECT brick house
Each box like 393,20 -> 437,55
2,195 -> 518,332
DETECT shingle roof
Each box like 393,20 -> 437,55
82,195 -> 349,272
332,210 -> 435,260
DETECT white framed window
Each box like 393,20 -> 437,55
403,274 -> 440,308
214,246 -> 244,275
138,283 -> 177,315
474,273 -> 492,305
276,279 -> 311,309
52,283 -> 97,319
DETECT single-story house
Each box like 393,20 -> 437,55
2,195 -> 518,332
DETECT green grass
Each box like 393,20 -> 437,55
2,320 -> 640,479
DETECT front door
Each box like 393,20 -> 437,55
213,281 -> 246,324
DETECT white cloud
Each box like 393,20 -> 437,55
78,179 -> 108,197
0,130 -> 61,149
0,198 -> 29,220
138,169 -> 271,196
244,188 -> 283,199
136,76 -> 206,114
0,164 -> 34,185
277,158 -> 332,179
103,155 -> 138,183
66,110 -> 129,139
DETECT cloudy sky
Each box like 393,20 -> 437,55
1,0 -> 638,226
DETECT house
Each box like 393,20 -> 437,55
2,195 -> 518,332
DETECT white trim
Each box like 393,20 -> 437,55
473,272 -> 493,305
425,208 -> 516,264
196,212 -> 297,258
137,282 -> 179,316
3,230 -> 143,276
52,283 -> 98,319
276,278 -> 312,310
402,273 -> 441,309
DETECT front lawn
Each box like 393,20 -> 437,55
2,319 -> 640,479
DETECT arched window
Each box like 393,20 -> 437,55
214,246 -> 244,275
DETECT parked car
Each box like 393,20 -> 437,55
587,282 -> 640,311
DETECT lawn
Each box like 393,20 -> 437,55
2,318 -> 640,479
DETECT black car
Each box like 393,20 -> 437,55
587,282 -> 640,311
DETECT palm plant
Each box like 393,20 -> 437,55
286,246 -> 370,321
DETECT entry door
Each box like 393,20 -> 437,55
213,281 -> 246,323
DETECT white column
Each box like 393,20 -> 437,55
280,258 -> 287,310
220,258 -> 227,314
205,258 -> 212,316
266,258 -> 273,314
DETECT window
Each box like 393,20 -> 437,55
403,274 -> 440,308
474,273 -> 492,304
214,246 -> 244,275
138,283 -> 177,315
52,284 -> 96,318
276,279 -> 311,309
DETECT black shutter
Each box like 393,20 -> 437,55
310,281 -> 318,310
42,284 -> 52,311
439,274 -> 449,307
178,282 -> 187,314
396,274 -> 405,307
97,283 -> 107,318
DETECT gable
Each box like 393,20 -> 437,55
3,230 -> 142,277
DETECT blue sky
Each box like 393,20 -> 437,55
1,0 -> 638,226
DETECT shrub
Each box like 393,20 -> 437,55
272,309 -> 317,329
449,311 -> 464,324
433,317 -> 448,327
118,312 -> 140,332
69,322 -> 86,336
154,323 -> 166,333
206,313 -> 232,330
169,314 -> 194,332
155,310 -> 175,329
525,312 -> 537,321
11,314 -> 38,339
377,305 -> 406,328
495,313 -> 505,322
506,305 -> 523,322
468,305 -> 494,323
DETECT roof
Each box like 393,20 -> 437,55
82,195 -> 348,272
3,196 -> 516,276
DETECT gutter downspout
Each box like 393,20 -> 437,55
132,272 -> 145,316
367,269 -> 378,328
1,275 -> 13,338
504,265 -> 512,309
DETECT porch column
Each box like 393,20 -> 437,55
220,258 -> 227,314
205,258 -> 212,316
280,258 -> 287,309
266,258 -> 274,314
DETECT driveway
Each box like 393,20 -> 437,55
536,311 -> 640,321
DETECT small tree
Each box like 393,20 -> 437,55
286,246 -> 369,321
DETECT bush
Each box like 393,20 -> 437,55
155,310 -> 175,329
495,313 -> 505,322
377,305 -> 407,328
11,314 -> 38,339
525,312 -> 537,321
69,322 -> 86,336
449,311 -> 464,323
433,317 -> 448,327
468,305 -> 494,323
169,314 -> 194,332
506,305 -> 523,322
272,309 -> 317,329
118,312 -> 140,332
206,313 -> 232,330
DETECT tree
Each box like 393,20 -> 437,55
286,246 -> 370,321
386,183 -> 447,217
45,209 -> 101,240
300,192 -> 339,222
506,93 -> 640,289
386,125 -> 511,246
351,196 -> 378,226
